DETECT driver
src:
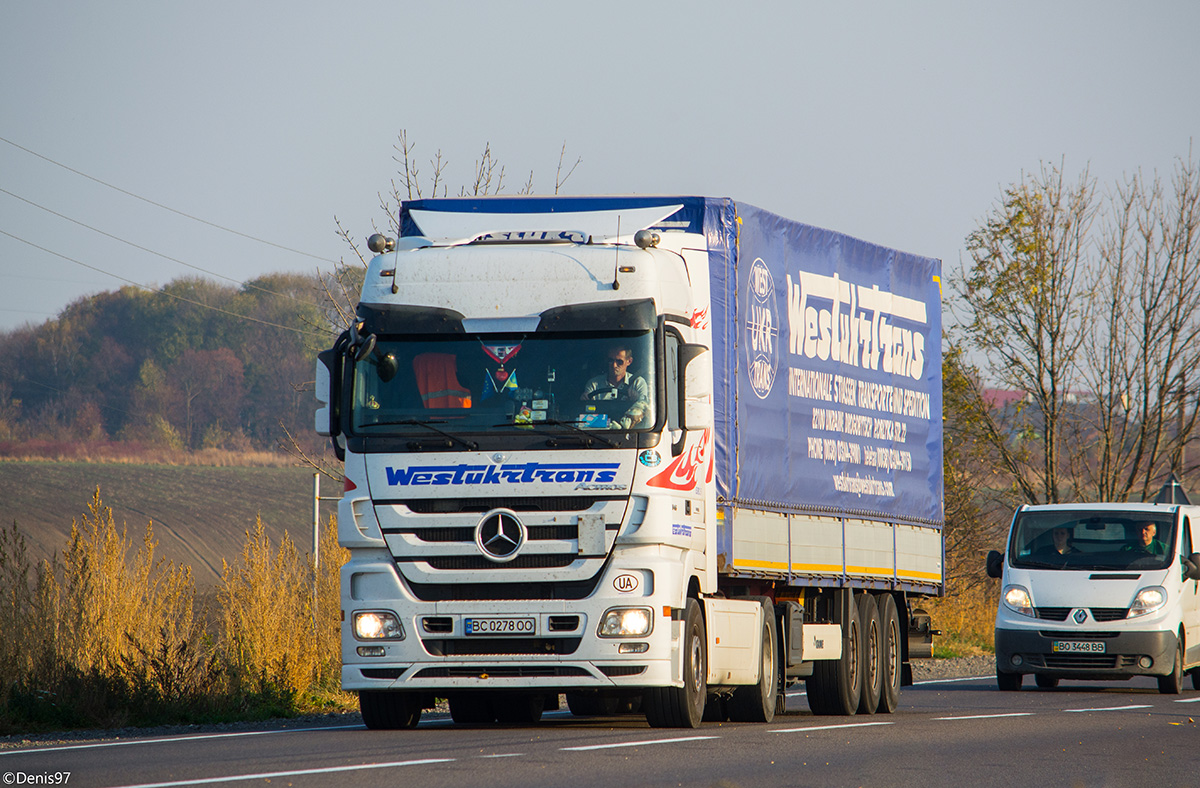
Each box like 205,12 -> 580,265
581,344 -> 651,428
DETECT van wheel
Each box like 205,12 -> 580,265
729,596 -> 778,723
997,671 -> 1023,691
1034,674 -> 1059,689
876,594 -> 902,713
644,598 -> 707,728
1158,642 -> 1184,695
856,593 -> 881,715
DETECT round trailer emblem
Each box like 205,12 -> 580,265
475,509 -> 525,562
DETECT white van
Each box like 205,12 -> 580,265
986,503 -> 1200,692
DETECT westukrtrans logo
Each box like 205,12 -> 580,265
744,257 -> 779,399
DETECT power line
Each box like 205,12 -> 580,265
0,134 -> 339,264
0,228 -> 333,339
0,186 -> 312,306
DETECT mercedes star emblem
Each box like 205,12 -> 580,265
475,509 -> 526,562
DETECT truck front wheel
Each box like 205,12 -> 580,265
359,691 -> 422,729
644,598 -> 707,728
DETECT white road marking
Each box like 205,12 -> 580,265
105,758 -> 456,788
934,713 -> 1034,721
1172,696 -> 1200,703
0,726 -> 364,756
479,753 -> 524,758
1063,705 -> 1152,713
771,721 -> 894,733
562,735 -> 718,751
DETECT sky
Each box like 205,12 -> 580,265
1,1 -> 1198,333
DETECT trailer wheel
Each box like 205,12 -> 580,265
494,692 -> 545,724
644,598 -> 707,728
876,594 -> 902,714
728,596 -> 778,723
807,592 -> 862,715
359,691 -> 422,729
449,692 -> 495,724
1158,641 -> 1184,695
856,594 -> 881,715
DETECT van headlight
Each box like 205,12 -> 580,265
354,611 -> 405,640
1128,586 -> 1167,619
1002,585 -> 1035,617
598,607 -> 653,637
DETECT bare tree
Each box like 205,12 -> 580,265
1077,153 -> 1200,501
955,162 -> 1097,503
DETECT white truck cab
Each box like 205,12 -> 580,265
987,502 -> 1200,692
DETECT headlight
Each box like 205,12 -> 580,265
354,611 -> 405,640
1128,586 -> 1167,618
1002,585 -> 1035,617
598,607 -> 653,637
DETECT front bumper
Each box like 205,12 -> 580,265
995,627 -> 1177,679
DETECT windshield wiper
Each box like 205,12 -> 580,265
491,418 -> 618,449
367,419 -> 478,451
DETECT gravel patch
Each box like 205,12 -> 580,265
0,657 -> 995,750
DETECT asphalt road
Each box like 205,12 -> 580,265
4,675 -> 1198,788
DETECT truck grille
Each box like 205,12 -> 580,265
415,555 -> 578,571
390,524 -> 580,542
407,575 -> 604,602
422,638 -> 582,656
403,496 -> 606,513
413,665 -> 591,678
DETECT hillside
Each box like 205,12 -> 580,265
0,461 -> 337,587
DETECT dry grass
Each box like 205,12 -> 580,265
923,580 -> 998,657
0,441 -> 296,467
0,489 -> 351,733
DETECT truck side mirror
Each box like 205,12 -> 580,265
986,550 -> 1004,579
678,343 -> 712,431
1184,552 -> 1200,581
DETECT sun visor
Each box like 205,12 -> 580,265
408,205 -> 684,245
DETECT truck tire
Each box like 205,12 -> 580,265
1158,641 -> 1184,695
856,594 -> 881,715
807,592 -> 862,715
449,692 -> 495,724
728,596 -> 778,723
997,671 -> 1023,691
644,598 -> 707,728
359,691 -> 422,729
876,594 -> 902,714
494,692 -> 545,724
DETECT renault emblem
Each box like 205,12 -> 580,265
1073,609 -> 1088,624
475,509 -> 525,562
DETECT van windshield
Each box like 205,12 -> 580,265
1009,511 -> 1177,571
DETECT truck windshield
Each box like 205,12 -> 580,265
348,330 -> 657,436
1008,510 -> 1177,571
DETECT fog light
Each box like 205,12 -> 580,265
1011,654 -> 1024,667
1139,656 -> 1153,669
619,642 -> 650,654
357,646 -> 386,657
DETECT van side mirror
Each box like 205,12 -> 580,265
1184,552 -> 1200,581
986,550 -> 1004,579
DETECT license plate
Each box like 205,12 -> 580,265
1052,640 -> 1105,653
464,617 -> 536,636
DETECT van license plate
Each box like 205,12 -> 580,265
464,618 -> 536,636
1052,640 -> 1105,653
